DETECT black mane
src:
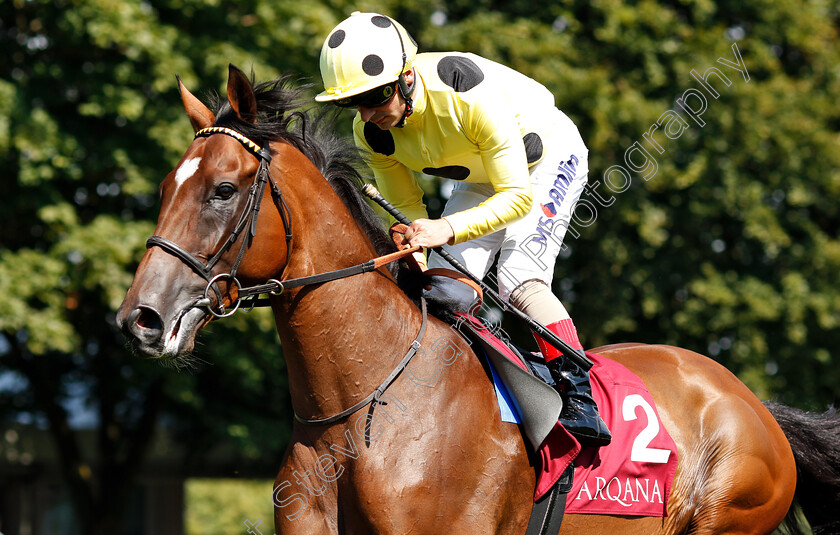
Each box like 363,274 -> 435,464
208,75 -> 444,309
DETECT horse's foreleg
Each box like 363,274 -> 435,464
273,438 -> 340,534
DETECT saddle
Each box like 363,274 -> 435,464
389,224 -> 577,483
388,226 -> 576,531
451,313 -> 679,521
454,313 -> 578,534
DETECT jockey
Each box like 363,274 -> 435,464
316,12 -> 610,447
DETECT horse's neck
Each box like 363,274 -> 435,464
271,167 -> 423,420
274,274 -> 422,419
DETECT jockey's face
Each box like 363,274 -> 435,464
358,70 -> 413,130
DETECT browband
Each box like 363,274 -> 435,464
195,126 -> 272,162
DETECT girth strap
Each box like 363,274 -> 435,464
294,297 -> 428,426
525,466 -> 571,535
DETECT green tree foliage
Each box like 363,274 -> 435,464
184,478 -> 274,535
0,0 -> 838,532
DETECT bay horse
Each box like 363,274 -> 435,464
117,66 -> 840,534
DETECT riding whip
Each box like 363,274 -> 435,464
362,183 -> 594,370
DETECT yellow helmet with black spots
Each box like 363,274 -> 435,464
316,12 -> 417,104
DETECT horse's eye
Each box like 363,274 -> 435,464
216,184 -> 236,199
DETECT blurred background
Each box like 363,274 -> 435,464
1,0 -> 838,533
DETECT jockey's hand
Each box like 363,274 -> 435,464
404,218 -> 455,249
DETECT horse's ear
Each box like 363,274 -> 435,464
227,64 -> 258,124
177,75 -> 215,132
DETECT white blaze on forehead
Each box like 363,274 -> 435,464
174,157 -> 202,191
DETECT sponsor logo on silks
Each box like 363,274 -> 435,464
541,202 -> 557,218
531,154 -> 580,247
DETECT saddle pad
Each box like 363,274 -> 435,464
565,352 -> 678,517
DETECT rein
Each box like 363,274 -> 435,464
232,245 -> 421,310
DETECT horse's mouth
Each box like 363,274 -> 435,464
125,303 -> 211,360
161,305 -> 211,357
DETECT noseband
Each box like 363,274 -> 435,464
146,126 -> 420,318
146,126 -> 293,317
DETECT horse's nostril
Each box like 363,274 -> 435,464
125,306 -> 164,346
135,306 -> 164,332
120,305 -> 168,353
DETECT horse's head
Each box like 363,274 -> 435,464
117,65 -> 296,359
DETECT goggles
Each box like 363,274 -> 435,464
334,82 -> 397,108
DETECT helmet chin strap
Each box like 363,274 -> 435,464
396,72 -> 414,127
388,15 -> 414,128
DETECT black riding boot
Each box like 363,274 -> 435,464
548,353 -> 612,447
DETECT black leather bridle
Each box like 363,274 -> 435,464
146,126 -> 293,317
146,125 -> 429,425
146,126 -> 420,318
